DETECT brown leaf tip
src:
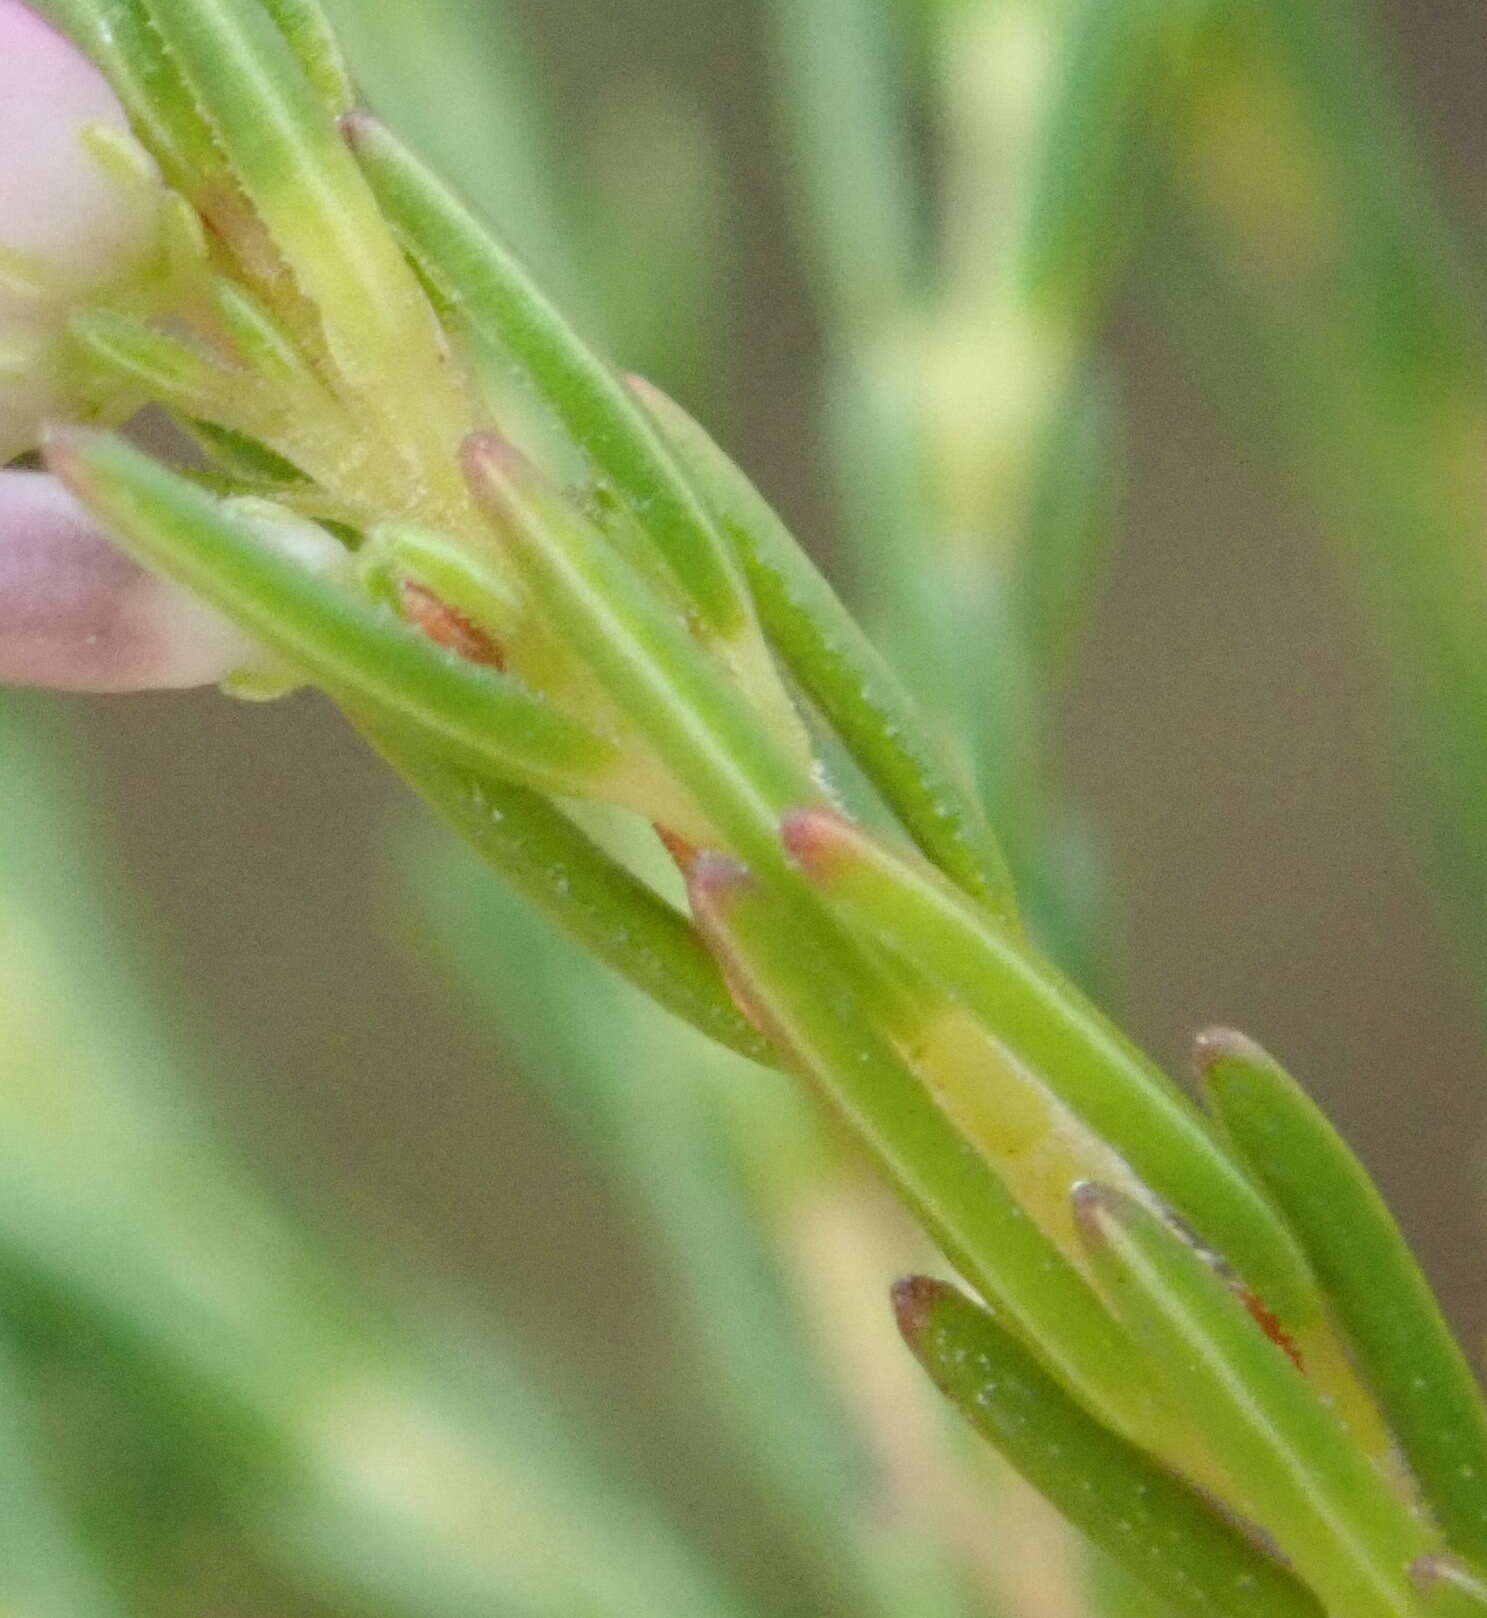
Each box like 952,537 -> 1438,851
400,581 -> 505,668
891,1274 -> 946,1344
654,824 -> 702,875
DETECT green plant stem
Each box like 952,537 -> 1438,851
1160,0 -> 1487,1001
634,379 -> 1016,915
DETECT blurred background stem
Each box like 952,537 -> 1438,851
1157,0 -> 1487,1003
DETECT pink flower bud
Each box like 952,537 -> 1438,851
0,1 -> 163,461
0,470 -> 263,690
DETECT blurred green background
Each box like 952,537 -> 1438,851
18,0 -> 1487,1597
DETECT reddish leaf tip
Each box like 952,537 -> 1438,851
685,850 -> 753,909
38,422 -> 87,472
38,425 -> 103,502
457,429 -> 523,481
1071,1180 -> 1125,1245
891,1274 -> 947,1345
780,804 -> 853,879
654,825 -> 702,875
338,108 -> 378,149
458,433 -> 539,522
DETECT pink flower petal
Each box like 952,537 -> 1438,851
0,470 -> 261,690
0,1 -> 157,296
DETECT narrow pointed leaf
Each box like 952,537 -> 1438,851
634,377 -> 1014,915
895,1275 -> 1322,1618
70,307 -> 238,416
1013,0 -> 1202,324
260,0 -> 352,112
685,854 -> 1171,1446
183,420 -> 309,486
785,807 -> 1316,1325
1076,1184 -> 1434,1618
359,521 -> 522,643
366,733 -> 770,1063
47,432 -> 618,798
1199,1028 -> 1487,1564
211,279 -> 322,389
140,0 -> 467,507
463,435 -> 818,867
345,113 -> 756,646
1414,1557 -> 1487,1616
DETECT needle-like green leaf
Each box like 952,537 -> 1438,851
259,0 -> 352,113
46,431 -> 619,799
1199,1028 -> 1487,1564
765,0 -> 919,332
210,279 -> 325,390
685,854 -> 1172,1448
634,378 -> 1015,918
784,807 -> 1317,1327
462,435 -> 818,868
358,521 -> 522,644
69,307 -> 240,418
1076,1183 -> 1435,1618
894,1275 -> 1323,1618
